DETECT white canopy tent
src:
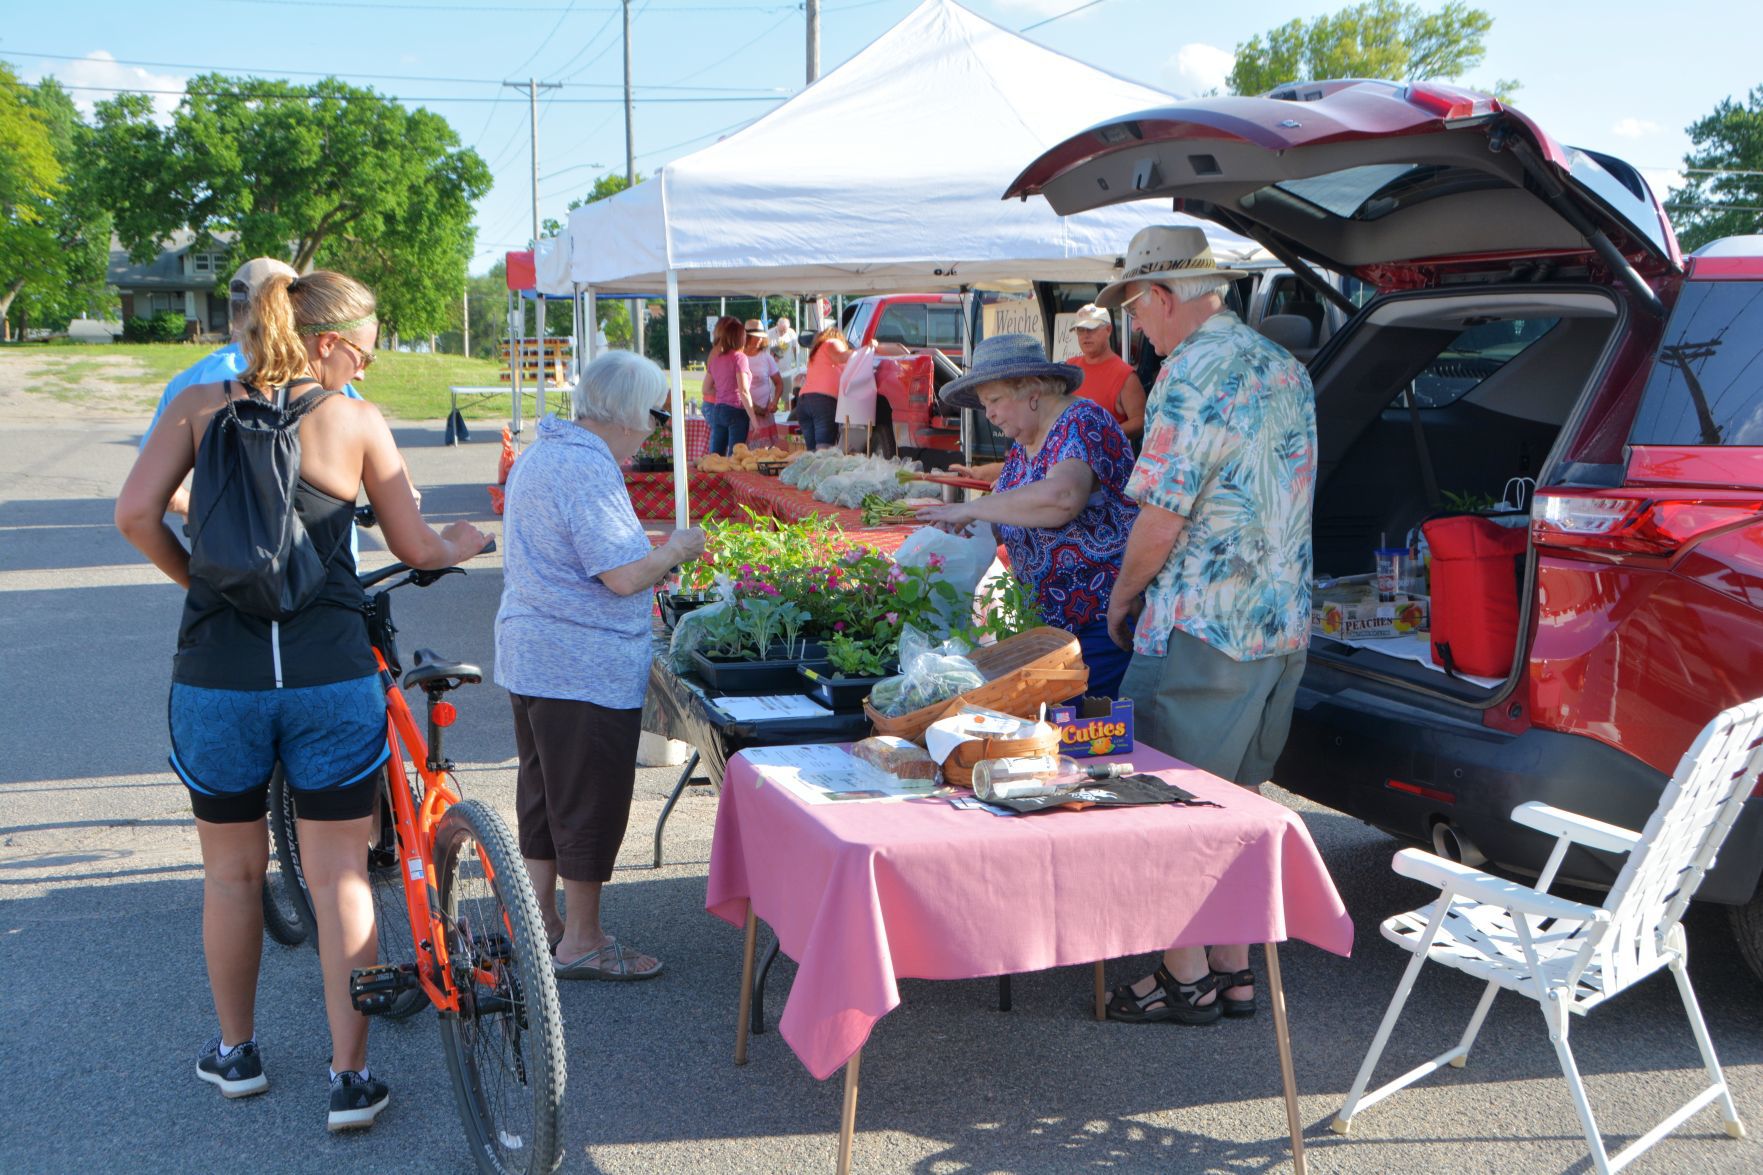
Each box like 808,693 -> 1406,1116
562,0 -> 1260,524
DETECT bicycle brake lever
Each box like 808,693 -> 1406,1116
408,566 -> 466,587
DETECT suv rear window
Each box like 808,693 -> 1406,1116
875,303 -> 928,347
1629,281 -> 1763,445
1410,318 -> 1562,408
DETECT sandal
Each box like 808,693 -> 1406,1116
1211,967 -> 1255,1019
1105,964 -> 1222,1025
553,936 -> 664,982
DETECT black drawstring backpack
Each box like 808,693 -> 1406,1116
186,378 -> 345,621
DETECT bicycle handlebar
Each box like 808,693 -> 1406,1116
351,505 -> 495,591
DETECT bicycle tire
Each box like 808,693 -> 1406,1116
434,799 -> 566,1175
267,764 -> 430,1019
262,768 -> 311,946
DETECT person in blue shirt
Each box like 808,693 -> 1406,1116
143,257 -> 366,514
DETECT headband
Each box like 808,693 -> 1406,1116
297,315 -> 377,335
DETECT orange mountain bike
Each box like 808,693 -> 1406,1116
266,532 -> 565,1174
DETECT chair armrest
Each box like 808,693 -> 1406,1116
1511,801 -> 1642,855
1392,848 -> 1611,924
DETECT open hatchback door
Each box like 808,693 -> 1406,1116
1005,80 -> 1678,305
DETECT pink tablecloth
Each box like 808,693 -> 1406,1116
705,746 -> 1353,1081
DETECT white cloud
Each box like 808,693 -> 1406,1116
27,51 -> 186,122
1611,117 -> 1659,140
1167,42 -> 1235,98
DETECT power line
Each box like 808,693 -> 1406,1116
1021,0 -> 1109,32
11,48 -> 786,92
43,83 -> 786,105
505,0 -> 582,81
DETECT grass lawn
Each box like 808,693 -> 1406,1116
9,341 -> 704,420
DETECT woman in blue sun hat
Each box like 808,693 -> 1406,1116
914,333 -> 1139,697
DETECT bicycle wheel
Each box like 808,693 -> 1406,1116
434,799 -> 565,1175
268,764 -> 429,1019
262,768 -> 310,946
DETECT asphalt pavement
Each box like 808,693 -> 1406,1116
1,417 -> 1759,1174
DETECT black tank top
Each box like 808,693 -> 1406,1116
172,478 -> 376,690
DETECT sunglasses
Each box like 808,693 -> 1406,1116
649,407 -> 671,428
1119,285 -> 1158,311
334,336 -> 375,371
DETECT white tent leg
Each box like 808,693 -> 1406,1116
571,283 -> 584,381
585,286 -> 598,362
536,293 -> 547,421
508,290 -> 523,441
666,269 -> 689,530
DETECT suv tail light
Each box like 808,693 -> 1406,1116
1404,82 -> 1499,122
1533,490 -> 1763,556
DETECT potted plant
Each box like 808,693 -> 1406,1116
690,599 -> 831,691
798,632 -> 898,710
630,424 -> 673,472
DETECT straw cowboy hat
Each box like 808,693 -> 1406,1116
743,318 -> 767,336
940,333 -> 1083,410
1094,225 -> 1248,309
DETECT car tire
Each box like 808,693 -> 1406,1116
1728,890 -> 1763,984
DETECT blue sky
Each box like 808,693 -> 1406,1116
8,0 -> 1757,274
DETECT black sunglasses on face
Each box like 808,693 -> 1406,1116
649,407 -> 670,427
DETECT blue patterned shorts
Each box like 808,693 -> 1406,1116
169,673 -> 390,823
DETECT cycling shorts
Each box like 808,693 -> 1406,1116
168,673 -> 390,824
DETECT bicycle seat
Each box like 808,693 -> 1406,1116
402,648 -> 481,692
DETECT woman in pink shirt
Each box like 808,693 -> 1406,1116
703,315 -> 755,455
795,327 -> 850,450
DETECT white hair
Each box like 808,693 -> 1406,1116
1155,276 -> 1231,305
571,349 -> 668,431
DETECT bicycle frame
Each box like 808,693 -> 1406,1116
375,647 -> 506,1016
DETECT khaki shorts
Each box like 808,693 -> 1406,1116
1119,628 -> 1306,789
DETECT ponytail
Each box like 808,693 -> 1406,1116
242,273 -> 308,390
241,269 -> 378,391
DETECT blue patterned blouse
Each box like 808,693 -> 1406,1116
994,398 -> 1139,630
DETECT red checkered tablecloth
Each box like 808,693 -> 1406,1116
623,470 -> 740,521
720,470 -> 916,552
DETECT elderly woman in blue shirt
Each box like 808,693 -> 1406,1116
495,351 -> 705,981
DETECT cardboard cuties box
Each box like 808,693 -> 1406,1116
1048,697 -> 1134,758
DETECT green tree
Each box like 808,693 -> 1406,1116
86,75 -> 491,338
566,170 -> 644,212
1227,1 -> 1514,99
1666,87 -> 1763,252
1,66 -> 98,338
15,79 -> 115,334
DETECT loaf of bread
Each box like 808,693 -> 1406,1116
852,735 -> 938,781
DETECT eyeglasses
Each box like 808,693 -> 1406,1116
649,407 -> 671,428
334,336 -> 375,372
1119,284 -> 1158,311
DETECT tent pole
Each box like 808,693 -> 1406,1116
571,283 -> 583,380
667,269 -> 690,530
960,286 -> 974,464
509,290 -> 523,440
536,293 -> 548,421
585,286 -> 598,362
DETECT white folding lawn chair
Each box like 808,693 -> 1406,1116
1332,698 -> 1763,1174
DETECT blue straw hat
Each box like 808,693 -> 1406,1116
940,333 -> 1082,410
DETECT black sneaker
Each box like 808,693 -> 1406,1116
327,1069 -> 389,1132
196,1036 -> 268,1098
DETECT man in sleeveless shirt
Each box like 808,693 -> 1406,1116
1065,303 -> 1146,449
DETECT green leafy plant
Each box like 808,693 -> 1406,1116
825,633 -> 893,678
956,572 -> 1040,646
1441,489 -> 1500,512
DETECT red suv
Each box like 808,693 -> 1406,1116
1009,78 -> 1763,979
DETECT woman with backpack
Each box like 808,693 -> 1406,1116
116,269 -> 490,1133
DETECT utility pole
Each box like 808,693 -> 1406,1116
623,0 -> 635,183
462,287 -> 470,356
806,0 -> 820,83
502,77 -> 562,245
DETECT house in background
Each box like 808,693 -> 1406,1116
108,230 -> 237,340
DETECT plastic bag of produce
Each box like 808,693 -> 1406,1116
668,576 -> 736,673
868,625 -> 984,718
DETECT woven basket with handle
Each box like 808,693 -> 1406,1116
863,626 -> 1089,741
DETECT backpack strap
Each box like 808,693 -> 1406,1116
280,379 -> 338,422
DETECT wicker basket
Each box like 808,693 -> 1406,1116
863,626 -> 1089,741
941,726 -> 1061,788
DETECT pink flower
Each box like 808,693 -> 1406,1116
740,563 -> 753,577
927,553 -> 946,570
762,584 -> 780,596
885,612 -> 899,625
834,621 -> 847,632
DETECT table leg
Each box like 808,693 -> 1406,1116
836,1047 -> 863,1175
652,749 -> 701,869
1265,942 -> 1306,1175
997,974 -> 1012,1012
735,904 -> 758,1066
1094,961 -> 1107,1022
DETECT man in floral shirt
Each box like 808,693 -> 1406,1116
1095,226 -> 1317,1029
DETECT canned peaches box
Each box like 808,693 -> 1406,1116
1312,588 -> 1429,640
1048,697 -> 1135,759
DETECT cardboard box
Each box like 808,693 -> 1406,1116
1312,588 -> 1429,640
1048,697 -> 1134,758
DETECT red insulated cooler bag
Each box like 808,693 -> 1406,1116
1422,514 -> 1529,678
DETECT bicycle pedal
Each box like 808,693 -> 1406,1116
349,963 -> 418,1015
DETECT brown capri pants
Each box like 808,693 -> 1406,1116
509,693 -> 644,883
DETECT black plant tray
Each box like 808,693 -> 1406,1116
691,649 -> 830,693
657,591 -> 714,629
797,664 -> 895,711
